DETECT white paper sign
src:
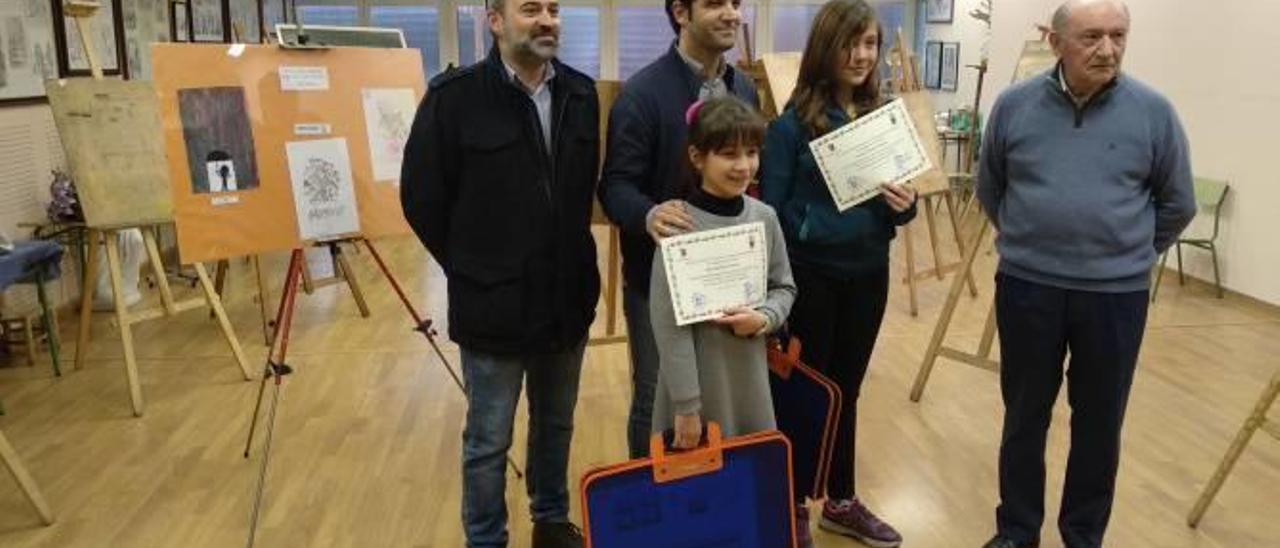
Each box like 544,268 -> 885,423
286,138 -> 361,242
809,97 -> 932,211
294,123 -> 332,136
279,66 -> 330,91
361,88 -> 417,183
660,222 -> 769,326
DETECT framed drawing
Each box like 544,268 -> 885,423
170,1 -> 191,42
940,41 -> 960,91
0,0 -> 59,104
228,0 -> 261,43
923,41 -> 942,89
925,0 -> 954,24
190,0 -> 229,43
52,0 -> 129,78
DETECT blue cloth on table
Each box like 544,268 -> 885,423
0,240 -> 64,290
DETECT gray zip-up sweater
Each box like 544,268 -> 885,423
977,68 -> 1196,292
650,194 -> 796,437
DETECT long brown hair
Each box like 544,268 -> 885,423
679,96 -> 767,197
791,0 -> 884,138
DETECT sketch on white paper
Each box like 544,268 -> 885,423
0,1 -> 55,100
287,138 -> 361,242
63,0 -> 120,71
191,0 -> 224,42
361,88 -> 416,183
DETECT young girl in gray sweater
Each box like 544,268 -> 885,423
650,96 -> 797,450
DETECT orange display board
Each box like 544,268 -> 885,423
152,44 -> 424,264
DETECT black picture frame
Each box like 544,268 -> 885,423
923,41 -> 942,89
940,41 -> 960,92
925,0 -> 955,24
51,0 -> 129,79
189,0 -> 232,43
0,2 -> 60,105
171,1 -> 194,42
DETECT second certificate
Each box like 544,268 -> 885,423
660,222 -> 768,326
809,97 -> 932,212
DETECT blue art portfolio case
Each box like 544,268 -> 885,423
580,423 -> 797,547
768,337 -> 842,500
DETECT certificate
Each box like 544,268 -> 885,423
660,223 -> 769,326
809,97 -> 933,212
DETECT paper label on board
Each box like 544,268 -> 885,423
294,123 -> 332,136
211,195 -> 241,207
279,66 -> 330,91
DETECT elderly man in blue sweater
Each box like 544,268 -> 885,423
977,1 -> 1196,547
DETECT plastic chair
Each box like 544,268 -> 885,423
1153,178 -> 1229,301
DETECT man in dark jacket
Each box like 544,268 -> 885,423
399,0 -> 599,545
598,0 -> 758,459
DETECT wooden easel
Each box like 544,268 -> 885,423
887,29 -> 979,316
909,31 -> 1055,401
588,80 -> 627,347
65,1 -> 253,417
299,238 -> 371,318
1187,367 -> 1280,527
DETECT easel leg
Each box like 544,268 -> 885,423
34,271 -> 61,377
194,263 -> 254,381
360,238 -> 524,478
244,250 -> 305,548
23,318 -> 36,366
1187,369 -> 1280,527
333,243 -> 370,318
0,428 -> 54,525
924,195 -> 944,281
75,228 -> 101,371
945,191 -> 979,297
105,231 -> 144,417
605,227 -> 621,337
142,228 -> 176,315
976,299 -> 998,360
903,222 -> 919,317
253,255 -> 272,346
299,251 -> 315,294
244,250 -> 303,459
910,219 -> 991,402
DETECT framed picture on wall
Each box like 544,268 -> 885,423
926,0 -> 955,24
228,0 -> 261,43
0,1 -> 59,104
923,41 -> 942,89
52,0 -> 129,78
190,0 -> 229,43
940,41 -> 960,91
171,1 -> 193,42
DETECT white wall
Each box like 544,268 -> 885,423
923,0 -> 989,113
983,0 -> 1280,306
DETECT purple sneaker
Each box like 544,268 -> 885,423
819,498 -> 902,547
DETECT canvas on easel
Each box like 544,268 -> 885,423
46,4 -> 253,419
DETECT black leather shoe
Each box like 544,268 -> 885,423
533,521 -> 583,548
982,536 -> 1040,548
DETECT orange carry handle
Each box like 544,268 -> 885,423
767,337 -> 804,379
650,422 -> 725,484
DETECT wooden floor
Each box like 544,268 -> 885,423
0,225 -> 1277,547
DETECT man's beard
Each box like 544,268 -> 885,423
515,29 -> 559,61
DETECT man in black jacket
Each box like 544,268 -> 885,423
400,0 -> 599,545
598,0 -> 758,459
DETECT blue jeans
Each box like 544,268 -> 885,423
460,340 -> 585,548
994,273 -> 1148,548
623,286 -> 660,459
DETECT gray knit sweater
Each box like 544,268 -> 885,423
649,196 -> 796,437
977,69 -> 1196,292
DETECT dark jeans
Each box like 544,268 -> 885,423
994,273 -> 1148,548
788,263 -> 890,500
623,285 -> 660,459
460,340 -> 585,548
